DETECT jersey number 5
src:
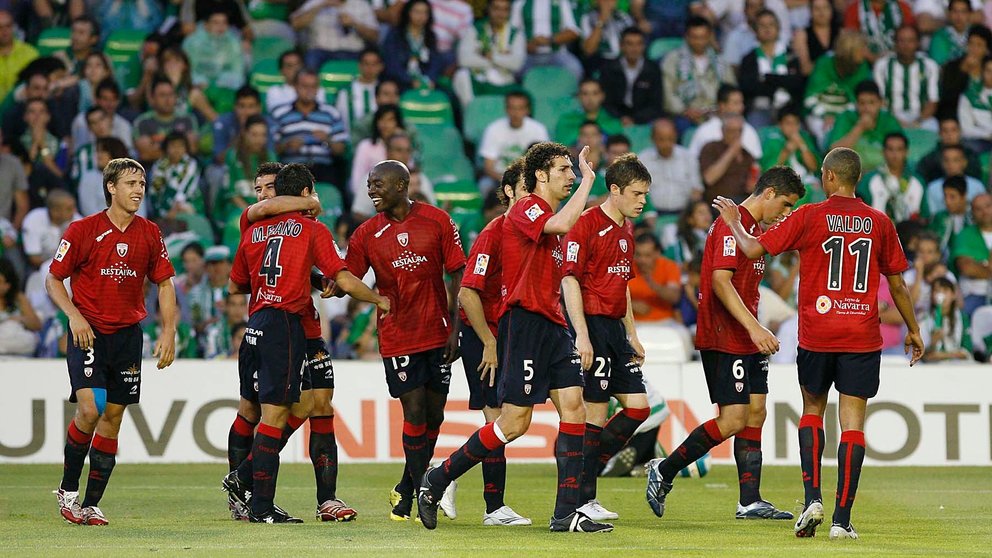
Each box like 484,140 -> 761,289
260,237 -> 284,288
822,236 -> 872,293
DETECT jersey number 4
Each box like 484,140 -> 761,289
260,237 -> 284,288
822,236 -> 872,293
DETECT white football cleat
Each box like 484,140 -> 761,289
482,505 -> 532,526
576,499 -> 619,521
439,479 -> 457,520
829,523 -> 859,540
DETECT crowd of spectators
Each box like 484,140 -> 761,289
1,0 -> 992,364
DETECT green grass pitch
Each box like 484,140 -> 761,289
1,463 -> 989,556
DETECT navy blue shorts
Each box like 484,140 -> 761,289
306,337 -> 334,390
497,307 -> 584,407
700,350 -> 769,406
797,349 -> 881,399
382,347 -> 452,398
576,315 -> 646,403
460,326 -> 499,410
66,323 -> 142,406
242,308 -> 306,405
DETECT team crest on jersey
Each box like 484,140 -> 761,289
566,241 -> 579,262
84,366 -> 93,378
735,382 -> 744,393
619,239 -> 628,253
723,236 -> 736,257
525,204 -> 544,222
397,232 -> 409,247
600,380 -> 609,390
55,239 -> 71,262
473,253 -> 490,275
398,371 -> 408,382
816,295 -> 832,314
116,243 -> 129,257
523,383 -> 532,395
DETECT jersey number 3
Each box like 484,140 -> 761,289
260,237 -> 284,288
822,236 -> 872,293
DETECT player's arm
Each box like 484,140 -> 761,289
228,281 -> 250,295
458,286 -> 498,385
544,146 -> 595,235
712,269 -> 779,355
333,270 -> 390,314
561,275 -> 593,370
45,273 -> 94,350
623,287 -> 645,365
444,268 -> 464,364
246,195 -> 321,223
886,273 -> 925,366
153,278 -> 178,369
711,197 -> 768,259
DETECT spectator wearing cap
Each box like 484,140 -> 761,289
0,10 -> 38,100
826,79 -> 903,172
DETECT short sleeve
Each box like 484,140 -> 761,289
758,205 -> 809,256
239,207 -> 250,232
878,218 -> 909,276
656,257 -> 681,286
313,222 -> 348,279
462,226 -> 497,291
561,216 -> 590,278
230,240 -> 250,286
147,223 -> 176,284
48,221 -> 83,280
439,212 -> 466,273
708,218 -> 739,271
507,198 -> 553,242
345,224 -> 371,279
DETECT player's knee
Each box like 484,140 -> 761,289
75,402 -> 101,429
238,399 -> 260,423
748,406 -> 768,426
311,398 -> 334,417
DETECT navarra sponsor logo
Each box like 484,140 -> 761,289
255,289 -> 284,304
816,295 -> 871,315
391,251 -> 429,271
826,214 -> 874,234
566,241 -> 579,262
473,253 -> 490,275
723,235 -> 736,256
55,239 -> 71,262
251,218 -> 304,243
524,204 -> 544,222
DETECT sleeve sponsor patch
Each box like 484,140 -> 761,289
566,241 -> 579,262
723,235 -> 736,257
54,239 -> 71,262
524,204 -> 545,222
473,253 -> 490,275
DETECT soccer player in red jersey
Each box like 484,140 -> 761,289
418,143 -> 615,533
227,163 -> 388,523
561,153 -> 651,522
343,160 -> 466,521
47,158 -> 178,526
646,167 -> 806,522
223,163 -> 359,522
456,160 -> 531,526
712,148 -> 925,540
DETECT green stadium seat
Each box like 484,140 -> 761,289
464,95 -> 506,144
35,27 -> 70,56
250,58 -> 285,98
533,95 -> 581,136
423,153 -> 474,184
177,213 -> 216,244
434,180 -> 482,210
315,182 -> 344,220
252,36 -> 294,64
400,88 -> 455,127
981,151 -> 990,186
904,128 -> 939,169
648,37 -> 684,62
105,30 -> 147,91
416,124 -> 464,161
522,66 -> 577,101
319,59 -> 359,96
624,123 -> 653,153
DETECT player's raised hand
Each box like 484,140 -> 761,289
711,196 -> 741,224
748,323 -> 779,355
575,333 -> 594,371
69,313 -> 95,351
478,339 -> 498,387
905,330 -> 925,366
153,330 -> 176,369
577,145 -> 594,179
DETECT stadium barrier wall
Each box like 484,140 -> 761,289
2,359 -> 990,466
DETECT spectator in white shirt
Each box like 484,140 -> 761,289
639,118 -> 702,215
688,84 -> 763,159
290,0 -> 379,70
21,189 -> 82,268
479,90 -> 550,190
265,50 -> 329,113
511,0 -> 584,80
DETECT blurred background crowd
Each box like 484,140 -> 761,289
0,0 -> 991,364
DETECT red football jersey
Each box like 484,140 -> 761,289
346,201 -> 466,357
49,211 -> 175,334
459,215 -> 504,336
695,207 -> 765,354
239,206 -> 323,339
562,206 -> 635,320
500,194 -> 567,326
231,213 -> 347,318
758,196 -> 909,352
